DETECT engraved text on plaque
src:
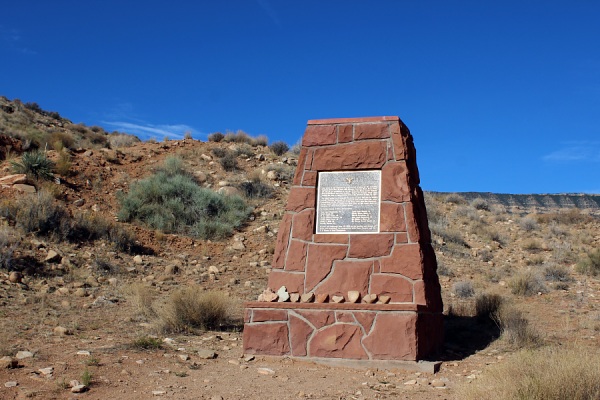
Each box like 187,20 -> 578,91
316,171 -> 381,234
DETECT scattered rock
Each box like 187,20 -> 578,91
377,295 -> 391,304
196,349 -> 217,359
152,391 -> 167,396
71,384 -> 88,393
289,293 -> 300,302
331,295 -> 345,303
133,255 -> 143,265
277,286 -> 290,302
403,379 -> 417,385
315,293 -> 328,303
12,184 -> 36,193
76,351 -> 91,356
208,265 -> 219,274
74,288 -> 87,297
165,265 -> 179,275
4,381 -> 18,388
230,241 -> 246,251
362,294 -> 378,304
300,293 -> 315,303
15,351 -> 33,360
0,174 -> 27,185
257,367 -> 275,375
38,367 -> 54,376
45,250 -> 61,263
431,379 -> 446,388
258,288 -> 278,302
73,198 -> 85,207
53,326 -> 71,336
0,356 -> 18,369
244,355 -> 255,362
347,291 -> 360,303
8,271 -> 23,284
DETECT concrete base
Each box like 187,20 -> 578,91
307,358 -> 442,374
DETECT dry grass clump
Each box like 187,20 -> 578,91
453,281 -> 475,298
208,132 -> 224,142
536,208 -> 594,225
471,197 -> 490,211
475,292 -> 504,321
509,270 -> 548,296
126,283 -> 157,319
156,289 -> 239,333
0,226 -> 18,270
522,238 -> 543,252
445,192 -> 465,204
494,305 -> 543,348
457,346 -> 600,400
577,249 -> 600,276
519,216 -> 538,232
108,133 -> 140,148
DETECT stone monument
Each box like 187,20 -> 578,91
243,116 -> 443,363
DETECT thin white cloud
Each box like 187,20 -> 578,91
542,141 -> 600,162
104,121 -> 203,141
257,0 -> 281,27
1,26 -> 36,55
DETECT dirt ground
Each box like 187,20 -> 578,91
1,138 -> 599,399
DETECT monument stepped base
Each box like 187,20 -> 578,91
243,302 -> 443,362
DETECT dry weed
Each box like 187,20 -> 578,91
457,346 -> 600,400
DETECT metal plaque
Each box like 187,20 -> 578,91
316,170 -> 381,234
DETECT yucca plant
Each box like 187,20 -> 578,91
11,151 -> 55,181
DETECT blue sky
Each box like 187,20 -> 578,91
1,1 -> 599,194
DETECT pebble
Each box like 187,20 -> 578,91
76,351 -> 91,356
133,255 -> 144,264
54,326 -> 71,335
15,351 -> 33,360
152,390 -> 167,396
197,349 -> 217,359
4,381 -> 18,388
257,367 -> 275,375
178,354 -> 190,361
431,379 -> 446,388
403,379 -> 417,385
71,384 -> 88,393
244,355 -> 255,362
39,367 -> 54,376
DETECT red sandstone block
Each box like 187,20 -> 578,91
293,149 -> 308,185
353,311 -> 376,333
268,270 -> 305,294
285,187 -> 316,212
305,149 -> 314,170
307,116 -> 399,125
348,234 -> 394,258
314,260 -> 372,297
396,232 -> 408,243
289,314 -> 313,356
370,274 -> 413,303
272,213 -> 292,269
312,141 -> 387,171
362,313 -> 418,360
338,125 -> 353,143
244,309 -> 251,323
252,309 -> 288,322
380,244 -> 424,279
335,311 -> 355,324
404,202 -> 421,243
302,170 -> 317,186
390,123 -> 407,160
381,162 -> 412,203
305,244 -> 348,291
309,324 -> 368,359
291,209 -> 315,241
296,310 -> 335,329
285,240 -> 308,271
380,203 -> 407,232
354,123 -> 390,140
302,125 -> 337,146
243,323 -> 290,356
313,234 -> 349,244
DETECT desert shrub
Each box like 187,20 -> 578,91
69,123 -> 88,135
475,293 -> 504,321
544,263 -> 572,282
430,218 -> 469,248
522,238 -> 543,252
445,193 -> 465,204
117,163 -> 251,240
158,156 -> 188,177
184,131 -> 193,140
237,176 -> 273,199
157,289 -> 238,333
289,139 -> 302,155
471,198 -> 490,211
88,131 -> 108,146
234,143 -> 255,158
211,147 -> 228,158
208,132 -> 224,142
453,204 -> 480,221
453,281 -> 475,298
470,221 -> 507,245
7,190 -> 68,237
55,151 -> 72,176
520,216 -> 538,232
493,305 -> 543,348
0,227 -> 17,270
509,270 -> 548,296
109,133 -> 140,148
525,255 -> 545,266
269,141 -> 289,156
11,150 -> 55,181
437,262 -> 454,277
536,208 -> 593,225
265,164 -> 295,182
252,135 -> 269,147
126,283 -> 157,319
224,130 -> 253,144
49,131 -> 75,150
219,152 -> 238,171
131,336 -> 162,350
68,212 -> 137,253
576,249 -> 600,276
24,102 -> 43,113
479,248 -> 493,262
457,347 -> 599,400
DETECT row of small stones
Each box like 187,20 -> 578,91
258,287 -> 391,304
